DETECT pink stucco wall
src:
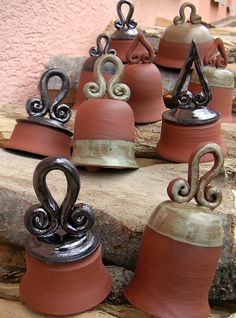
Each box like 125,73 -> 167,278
0,0 -> 234,105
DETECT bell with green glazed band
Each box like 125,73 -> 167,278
125,142 -> 224,318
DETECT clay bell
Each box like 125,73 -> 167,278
4,69 -> 72,158
73,33 -> 116,109
156,41 -> 227,163
154,2 -> 214,69
189,40 -> 233,123
122,32 -> 166,123
71,53 -> 138,170
125,143 -> 224,318
111,0 -> 145,63
20,156 -> 111,316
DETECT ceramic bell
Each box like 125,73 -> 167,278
122,32 -> 166,124
154,2 -> 215,69
73,33 -> 116,109
125,142 -> 224,318
71,53 -> 138,170
110,0 -> 145,63
20,156 -> 112,316
4,69 -> 72,158
156,41 -> 227,163
189,39 -> 233,123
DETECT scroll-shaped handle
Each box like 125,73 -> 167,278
114,0 -> 137,30
173,2 -> 202,25
126,32 -> 155,64
167,143 -> 224,209
24,157 -> 95,243
173,40 -> 212,108
84,54 -> 130,101
203,38 -> 228,68
26,68 -> 71,124
89,33 -> 116,57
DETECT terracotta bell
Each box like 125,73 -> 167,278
20,156 -> 112,316
189,39 -> 233,123
4,69 -> 72,158
154,2 -> 215,69
125,142 -> 224,318
71,53 -> 138,170
156,41 -> 227,163
73,33 -> 116,109
110,0 -> 145,63
122,32 -> 166,124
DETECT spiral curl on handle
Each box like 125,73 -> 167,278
24,157 -> 95,243
126,32 -> 155,64
203,38 -> 228,68
26,68 -> 71,124
167,143 -> 224,209
89,33 -> 116,57
84,54 -> 130,101
114,0 -> 137,30
173,40 -> 212,108
173,2 -> 202,25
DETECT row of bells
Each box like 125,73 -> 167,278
20,143 -> 225,318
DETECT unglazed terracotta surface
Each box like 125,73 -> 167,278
154,39 -> 213,69
4,121 -> 72,158
123,62 -> 166,124
73,99 -> 135,141
110,39 -> 146,63
125,226 -> 222,318
190,83 -> 233,123
20,246 -> 112,316
156,119 -> 227,162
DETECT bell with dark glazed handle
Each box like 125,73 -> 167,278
71,53 -> 138,171
125,143 -> 224,318
20,156 -> 112,315
110,0 -> 146,63
156,40 -> 227,163
122,32 -> 166,123
73,33 -> 116,109
189,40 -> 233,123
154,2 -> 215,69
4,69 -> 73,158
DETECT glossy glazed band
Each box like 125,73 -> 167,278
72,139 -> 138,169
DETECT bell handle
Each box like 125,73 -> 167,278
114,0 -> 137,30
167,143 -> 224,210
203,38 -> 228,68
173,2 -> 201,25
26,68 -> 71,124
126,32 -> 155,64
84,54 -> 130,101
89,33 -> 116,57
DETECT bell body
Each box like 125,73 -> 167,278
4,118 -> 72,158
20,245 -> 111,316
189,67 -> 234,123
110,38 -> 147,63
74,58 -> 115,109
156,116 -> 227,162
125,201 -> 223,318
122,63 -> 166,123
71,99 -> 138,169
155,24 -> 213,69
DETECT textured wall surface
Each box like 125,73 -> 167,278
0,0 -> 233,105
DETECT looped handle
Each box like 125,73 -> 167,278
114,0 -> 137,30
89,33 -> 116,57
26,68 -> 71,124
173,2 -> 202,25
173,41 -> 212,108
126,32 -> 155,64
24,157 -> 94,243
167,143 -> 224,210
84,54 -> 130,101
203,38 -> 228,68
